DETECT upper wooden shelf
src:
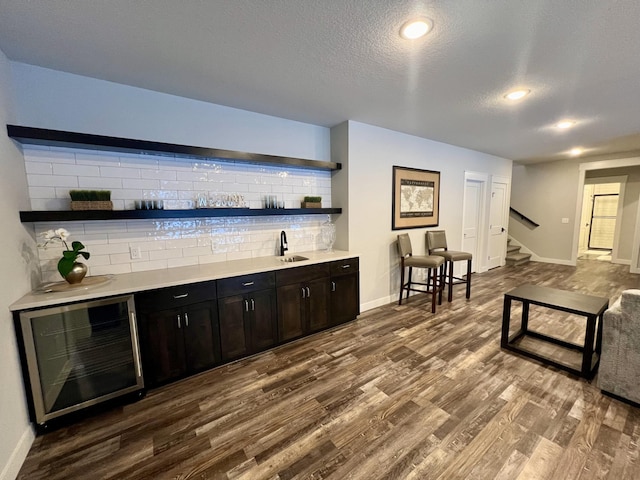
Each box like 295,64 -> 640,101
19,208 -> 342,223
7,125 -> 341,171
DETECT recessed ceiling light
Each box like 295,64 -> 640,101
556,120 -> 576,129
569,147 -> 583,156
400,18 -> 433,40
504,89 -> 531,101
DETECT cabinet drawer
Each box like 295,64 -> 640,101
135,280 -> 217,312
217,272 -> 275,297
276,263 -> 330,286
330,257 -> 359,276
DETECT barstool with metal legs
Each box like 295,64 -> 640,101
397,233 -> 445,313
426,230 -> 472,302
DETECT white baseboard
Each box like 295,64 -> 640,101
612,258 -> 631,266
360,295 -> 394,312
0,425 -> 34,480
529,254 -> 575,266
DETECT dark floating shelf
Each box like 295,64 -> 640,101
7,125 -> 341,171
19,208 -> 342,223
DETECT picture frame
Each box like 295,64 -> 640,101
392,166 -> 440,230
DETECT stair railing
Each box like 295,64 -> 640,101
509,207 -> 540,228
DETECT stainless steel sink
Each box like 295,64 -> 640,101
279,255 -> 309,263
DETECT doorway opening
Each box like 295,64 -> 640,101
578,180 -> 621,262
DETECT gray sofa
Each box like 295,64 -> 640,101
599,289 -> 640,404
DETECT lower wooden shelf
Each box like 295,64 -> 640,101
19,207 -> 341,223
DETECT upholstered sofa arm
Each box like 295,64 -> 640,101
599,289 -> 640,404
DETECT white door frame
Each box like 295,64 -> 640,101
463,171 -> 489,273
572,157 -> 640,273
489,175 -> 511,269
581,175 -> 627,263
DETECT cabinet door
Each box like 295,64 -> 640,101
218,295 -> 250,361
277,284 -> 305,342
331,273 -> 360,325
249,289 -> 278,353
307,277 -> 330,333
183,301 -> 220,372
144,307 -> 186,385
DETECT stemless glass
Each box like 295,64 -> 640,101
320,220 -> 336,252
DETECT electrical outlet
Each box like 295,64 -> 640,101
130,246 -> 142,260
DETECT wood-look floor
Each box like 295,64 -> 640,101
18,259 -> 640,480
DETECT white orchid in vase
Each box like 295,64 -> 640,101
40,228 -> 90,281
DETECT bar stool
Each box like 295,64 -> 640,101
426,230 -> 472,302
397,233 -> 445,313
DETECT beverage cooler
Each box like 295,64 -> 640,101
16,295 -> 144,427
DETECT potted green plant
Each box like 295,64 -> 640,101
40,228 -> 91,283
301,196 -> 322,208
69,190 -> 113,210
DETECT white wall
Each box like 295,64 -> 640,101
338,121 -> 512,309
11,62 -> 330,161
0,51 -> 36,480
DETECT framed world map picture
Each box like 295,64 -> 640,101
392,166 -> 440,230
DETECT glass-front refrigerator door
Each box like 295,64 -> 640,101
20,295 -> 143,425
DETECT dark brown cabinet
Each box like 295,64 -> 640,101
134,257 -> 358,388
135,281 -> 220,387
217,272 -> 278,361
330,257 -> 360,326
276,263 -> 330,342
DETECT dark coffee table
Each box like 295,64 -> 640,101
501,285 -> 609,379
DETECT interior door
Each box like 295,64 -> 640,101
463,179 -> 482,273
488,180 -> 508,269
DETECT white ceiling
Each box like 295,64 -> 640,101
1,0 -> 640,164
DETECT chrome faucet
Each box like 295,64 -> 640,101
280,230 -> 288,256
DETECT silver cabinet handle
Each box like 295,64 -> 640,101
301,287 -> 306,299
250,298 -> 255,311
242,281 -> 255,287
177,314 -> 181,328
342,264 -> 351,269
130,311 -> 143,380
244,299 -> 249,312
306,286 -> 311,297
331,281 -> 336,292
185,313 -> 189,327
173,293 -> 188,299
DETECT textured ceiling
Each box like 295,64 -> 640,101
1,0 -> 639,164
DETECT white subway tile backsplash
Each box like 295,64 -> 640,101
24,148 -> 75,164
122,178 -> 160,190
78,177 -> 123,189
53,164 -> 101,177
31,198 -> 68,210
29,186 -> 57,199
100,166 -> 141,178
131,260 -> 169,273
27,147 -> 334,279
25,162 -> 53,175
28,174 -> 78,188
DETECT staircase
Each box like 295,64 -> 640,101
506,238 -> 531,266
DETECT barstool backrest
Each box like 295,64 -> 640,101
426,230 -> 448,253
397,233 -> 413,258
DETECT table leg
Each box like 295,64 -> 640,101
582,314 -> 597,378
501,296 -> 512,348
595,311 -> 605,356
521,301 -> 530,333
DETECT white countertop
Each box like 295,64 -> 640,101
10,250 -> 358,311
